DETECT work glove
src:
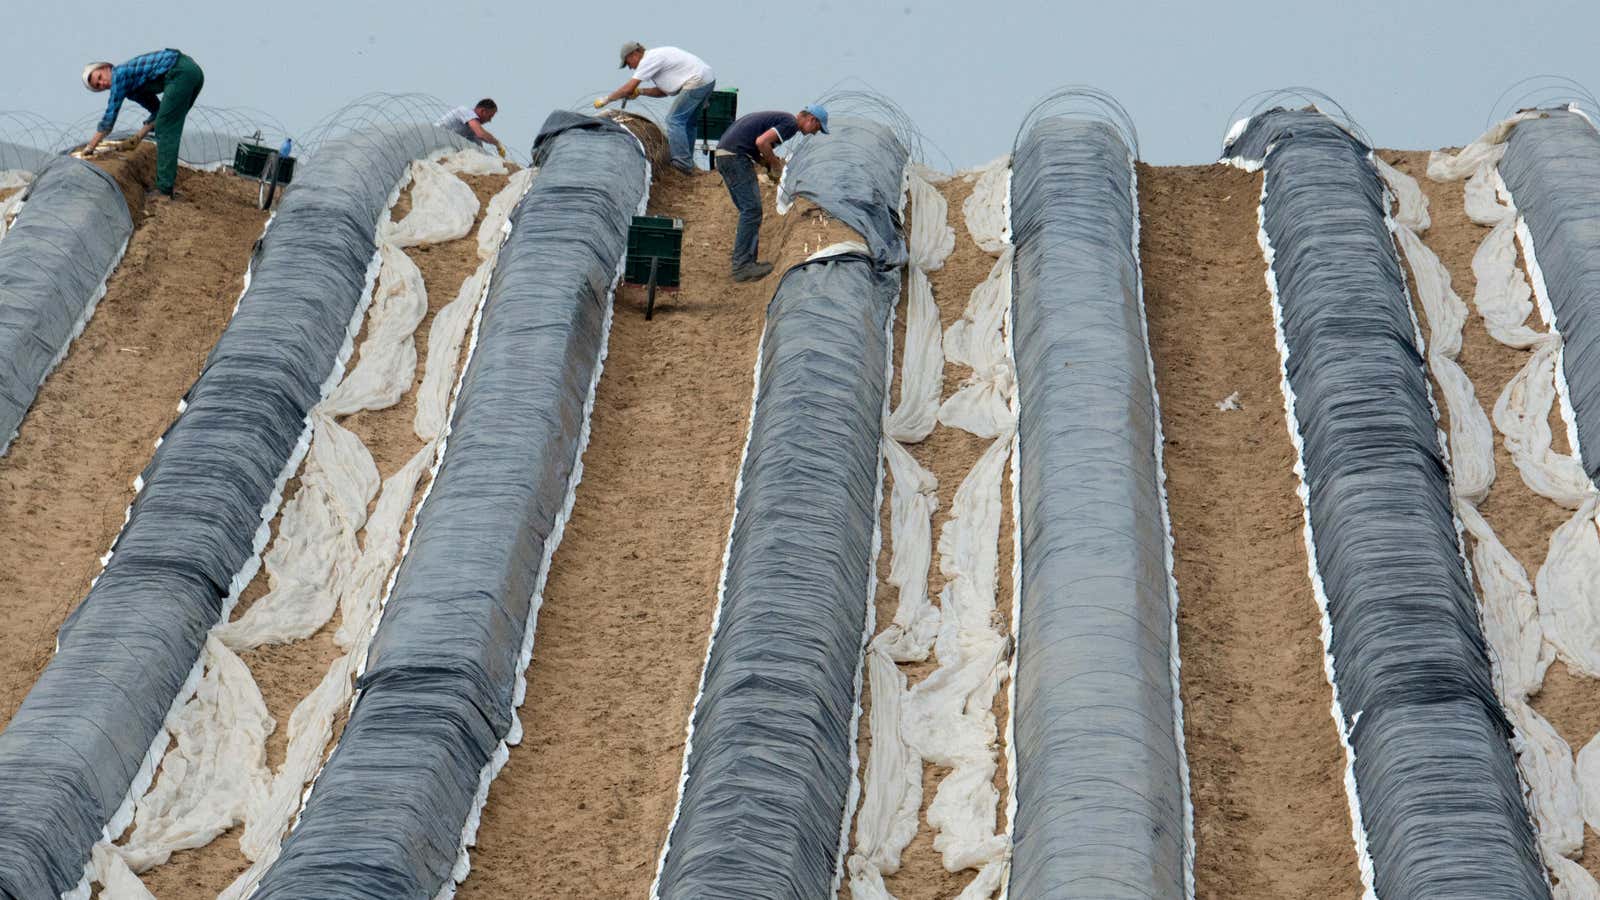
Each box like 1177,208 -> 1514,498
630,86 -> 641,99
496,143 -> 508,160
593,98 -> 607,109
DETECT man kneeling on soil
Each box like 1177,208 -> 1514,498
714,104 -> 828,282
437,99 -> 508,159
81,49 -> 204,202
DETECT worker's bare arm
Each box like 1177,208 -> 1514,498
82,130 -> 108,155
467,119 -> 500,146
604,78 -> 645,103
639,87 -> 667,98
754,128 -> 784,171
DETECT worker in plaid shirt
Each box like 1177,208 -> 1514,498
80,49 -> 205,200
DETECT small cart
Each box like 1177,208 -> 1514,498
233,132 -> 296,210
625,215 -> 683,320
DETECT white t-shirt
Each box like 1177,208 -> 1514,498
437,106 -> 485,144
633,47 -> 714,95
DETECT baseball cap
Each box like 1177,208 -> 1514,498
803,103 -> 830,134
82,62 -> 111,91
619,41 -> 644,68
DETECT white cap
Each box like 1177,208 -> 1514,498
82,62 -> 111,91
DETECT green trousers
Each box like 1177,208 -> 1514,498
153,54 -> 203,193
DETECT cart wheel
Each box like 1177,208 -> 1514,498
258,151 -> 280,210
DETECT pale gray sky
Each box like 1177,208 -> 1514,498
4,0 -> 1595,166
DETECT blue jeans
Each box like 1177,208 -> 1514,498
666,80 -> 716,169
718,153 -> 761,269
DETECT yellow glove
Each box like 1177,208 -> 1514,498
496,143 -> 508,160
629,86 -> 641,99
593,97 -> 607,109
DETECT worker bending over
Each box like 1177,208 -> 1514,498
437,99 -> 508,158
714,105 -> 828,282
597,42 -> 715,175
81,49 -> 204,201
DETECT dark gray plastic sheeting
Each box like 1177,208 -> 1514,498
0,142 -> 52,174
1224,108 -> 1547,900
250,113 -> 647,899
782,115 -> 909,268
0,156 -> 131,453
0,124 -> 469,899
1007,117 -> 1187,899
654,252 -> 899,900
1501,109 -> 1600,482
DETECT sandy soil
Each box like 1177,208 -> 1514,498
1384,150 -> 1600,881
1141,162 -> 1363,900
0,169 -> 267,728
455,162 -> 865,897
131,171 -> 510,898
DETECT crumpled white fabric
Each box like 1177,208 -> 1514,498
324,243 -> 429,416
415,258 -> 490,442
335,444 -> 433,649
885,172 -> 955,443
846,646 -> 923,899
1547,848 -> 1600,900
478,166 -> 538,261
213,412 -> 377,649
961,156 -> 1010,255
88,842 -> 157,900
900,435 -> 1013,875
1458,501 -> 1552,703
1577,731 -> 1600,837
940,249 -> 1015,438
383,159 -> 480,247
1538,497 -> 1600,678
437,147 -> 508,176
0,169 -> 30,190
104,638 -> 273,876
1509,698 -> 1587,857
1377,160 -> 1498,503
876,437 -> 940,661
1495,341 -> 1594,507
906,172 -> 956,273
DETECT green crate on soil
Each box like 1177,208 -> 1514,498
627,216 -> 682,287
625,255 -> 679,287
699,88 -> 739,141
628,215 -> 683,258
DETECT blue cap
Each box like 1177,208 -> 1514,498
802,103 -> 829,134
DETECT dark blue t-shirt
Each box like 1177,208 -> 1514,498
717,111 -> 799,160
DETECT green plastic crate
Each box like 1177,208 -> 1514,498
628,215 -> 683,258
625,254 -> 679,288
626,216 -> 682,287
232,142 -> 296,183
698,88 -> 739,141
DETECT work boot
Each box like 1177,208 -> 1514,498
670,160 -> 698,176
732,261 -> 774,282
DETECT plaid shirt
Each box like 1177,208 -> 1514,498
97,49 -> 179,132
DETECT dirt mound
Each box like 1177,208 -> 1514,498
606,111 -> 671,174
88,141 -> 156,218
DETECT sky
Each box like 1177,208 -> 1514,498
4,0 -> 1597,167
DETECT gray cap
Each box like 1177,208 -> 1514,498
619,41 -> 644,67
